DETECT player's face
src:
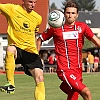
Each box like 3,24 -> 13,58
64,7 -> 78,25
23,0 -> 37,12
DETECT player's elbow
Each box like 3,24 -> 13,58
92,36 -> 100,47
37,38 -> 42,46
97,42 -> 100,47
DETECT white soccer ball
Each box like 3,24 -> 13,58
48,10 -> 65,28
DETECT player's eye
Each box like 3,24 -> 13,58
66,12 -> 70,14
66,12 -> 76,14
72,12 -> 76,14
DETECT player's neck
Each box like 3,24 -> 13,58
22,4 -> 26,11
65,21 -> 75,26
22,4 -> 31,13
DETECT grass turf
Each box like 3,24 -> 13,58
0,72 -> 100,100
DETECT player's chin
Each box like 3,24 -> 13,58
28,9 -> 33,12
67,20 -> 74,24
30,8 -> 34,10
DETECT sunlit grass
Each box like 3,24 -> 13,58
0,72 -> 100,100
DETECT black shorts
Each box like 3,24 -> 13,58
15,47 -> 43,76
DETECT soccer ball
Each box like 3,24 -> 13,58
48,10 -> 65,28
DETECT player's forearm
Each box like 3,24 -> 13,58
37,37 -> 42,52
91,35 -> 100,47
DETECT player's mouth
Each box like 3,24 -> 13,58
31,6 -> 34,10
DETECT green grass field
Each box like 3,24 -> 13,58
0,72 -> 100,100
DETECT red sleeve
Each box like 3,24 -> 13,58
84,24 -> 94,40
41,27 -> 54,41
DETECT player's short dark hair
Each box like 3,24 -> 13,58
64,0 -> 79,13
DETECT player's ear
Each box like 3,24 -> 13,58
76,13 -> 79,19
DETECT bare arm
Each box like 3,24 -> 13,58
91,35 -> 100,47
37,37 -> 42,52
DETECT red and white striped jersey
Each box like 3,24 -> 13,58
41,21 -> 94,72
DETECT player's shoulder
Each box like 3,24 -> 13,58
0,3 -> 15,7
3,3 -> 21,9
32,10 -> 42,20
0,3 -> 20,11
75,21 -> 87,26
11,4 -> 23,10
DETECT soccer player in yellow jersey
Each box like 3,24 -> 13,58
0,0 -> 45,100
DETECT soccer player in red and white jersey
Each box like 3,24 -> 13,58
37,1 -> 100,100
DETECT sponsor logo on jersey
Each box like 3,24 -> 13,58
63,31 -> 78,39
